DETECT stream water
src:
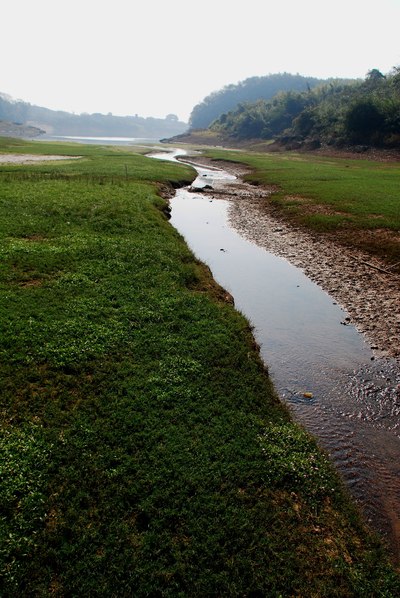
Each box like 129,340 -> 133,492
151,149 -> 400,560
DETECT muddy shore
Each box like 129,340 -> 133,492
185,156 -> 400,360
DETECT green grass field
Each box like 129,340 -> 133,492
206,148 -> 400,264
1,138 -> 399,596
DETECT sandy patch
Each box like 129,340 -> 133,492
0,154 -> 81,164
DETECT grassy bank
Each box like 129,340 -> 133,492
0,138 -> 399,596
205,148 -> 400,267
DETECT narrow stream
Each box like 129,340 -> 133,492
151,149 -> 400,560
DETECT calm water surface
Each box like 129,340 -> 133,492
151,150 -> 400,560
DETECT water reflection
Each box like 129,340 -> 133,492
171,191 -> 371,387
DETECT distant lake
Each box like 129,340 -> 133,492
39,135 -> 161,146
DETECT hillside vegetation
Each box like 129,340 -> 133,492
0,93 -> 187,139
210,68 -> 400,149
0,120 -> 44,138
188,73 -> 334,129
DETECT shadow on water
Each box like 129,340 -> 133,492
151,149 -> 400,561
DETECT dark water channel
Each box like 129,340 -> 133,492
151,149 -> 400,560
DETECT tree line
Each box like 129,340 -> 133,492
209,68 -> 400,149
188,73 -> 330,129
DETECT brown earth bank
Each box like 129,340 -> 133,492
181,155 -> 400,360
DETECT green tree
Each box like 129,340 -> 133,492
345,100 -> 385,143
366,68 -> 386,84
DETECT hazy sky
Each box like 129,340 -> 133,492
2,0 -> 400,122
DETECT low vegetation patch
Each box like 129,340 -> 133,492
0,138 -> 399,596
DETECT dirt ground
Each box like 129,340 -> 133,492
187,156 -> 400,359
0,154 -> 81,164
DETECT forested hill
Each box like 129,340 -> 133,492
0,93 -> 188,139
210,68 -> 400,150
189,73 -> 331,129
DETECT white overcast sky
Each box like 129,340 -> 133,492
2,0 -> 400,122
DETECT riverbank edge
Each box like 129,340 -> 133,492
181,151 -> 400,361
